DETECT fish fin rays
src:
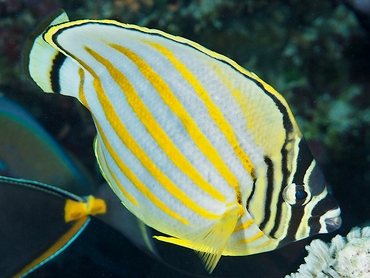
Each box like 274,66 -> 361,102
155,203 -> 243,273
193,203 -> 243,273
137,219 -> 160,257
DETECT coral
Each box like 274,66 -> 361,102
286,226 -> 370,278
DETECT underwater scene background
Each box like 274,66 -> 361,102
0,0 -> 370,277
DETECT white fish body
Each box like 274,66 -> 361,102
23,10 -> 341,273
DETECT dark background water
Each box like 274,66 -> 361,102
1,0 -> 370,277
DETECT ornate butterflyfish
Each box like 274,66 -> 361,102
23,9 -> 342,273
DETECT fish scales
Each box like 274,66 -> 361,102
23,9 -> 341,273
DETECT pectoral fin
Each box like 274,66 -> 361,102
192,203 -> 243,273
155,203 -> 244,273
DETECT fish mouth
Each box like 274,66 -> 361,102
325,215 -> 342,232
320,207 -> 342,233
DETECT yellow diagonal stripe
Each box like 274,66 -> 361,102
258,240 -> 272,247
239,231 -> 264,244
145,41 -> 255,201
85,46 -> 224,201
234,219 -> 254,232
110,43 -> 236,202
79,67 -> 138,207
78,67 -> 88,106
94,135 -> 138,206
82,46 -> 220,220
95,121 -> 188,224
80,68 -> 188,223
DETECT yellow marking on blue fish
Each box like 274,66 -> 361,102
87,196 -> 106,215
234,219 -> 254,232
13,217 -> 88,278
64,196 -> 106,222
84,46 -> 221,220
64,199 -> 88,222
145,41 -> 254,202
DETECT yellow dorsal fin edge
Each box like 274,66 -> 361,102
155,203 -> 243,273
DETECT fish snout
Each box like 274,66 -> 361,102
320,206 -> 341,233
324,209 -> 342,232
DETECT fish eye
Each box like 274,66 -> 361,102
295,189 -> 307,200
283,183 -> 312,206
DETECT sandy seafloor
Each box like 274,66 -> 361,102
1,0 -> 370,277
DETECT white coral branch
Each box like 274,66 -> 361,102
285,226 -> 370,278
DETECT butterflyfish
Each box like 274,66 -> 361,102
23,9 -> 342,273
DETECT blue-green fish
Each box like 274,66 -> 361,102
0,96 -> 153,277
0,175 -> 106,278
23,9 -> 341,273
0,96 -> 92,195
